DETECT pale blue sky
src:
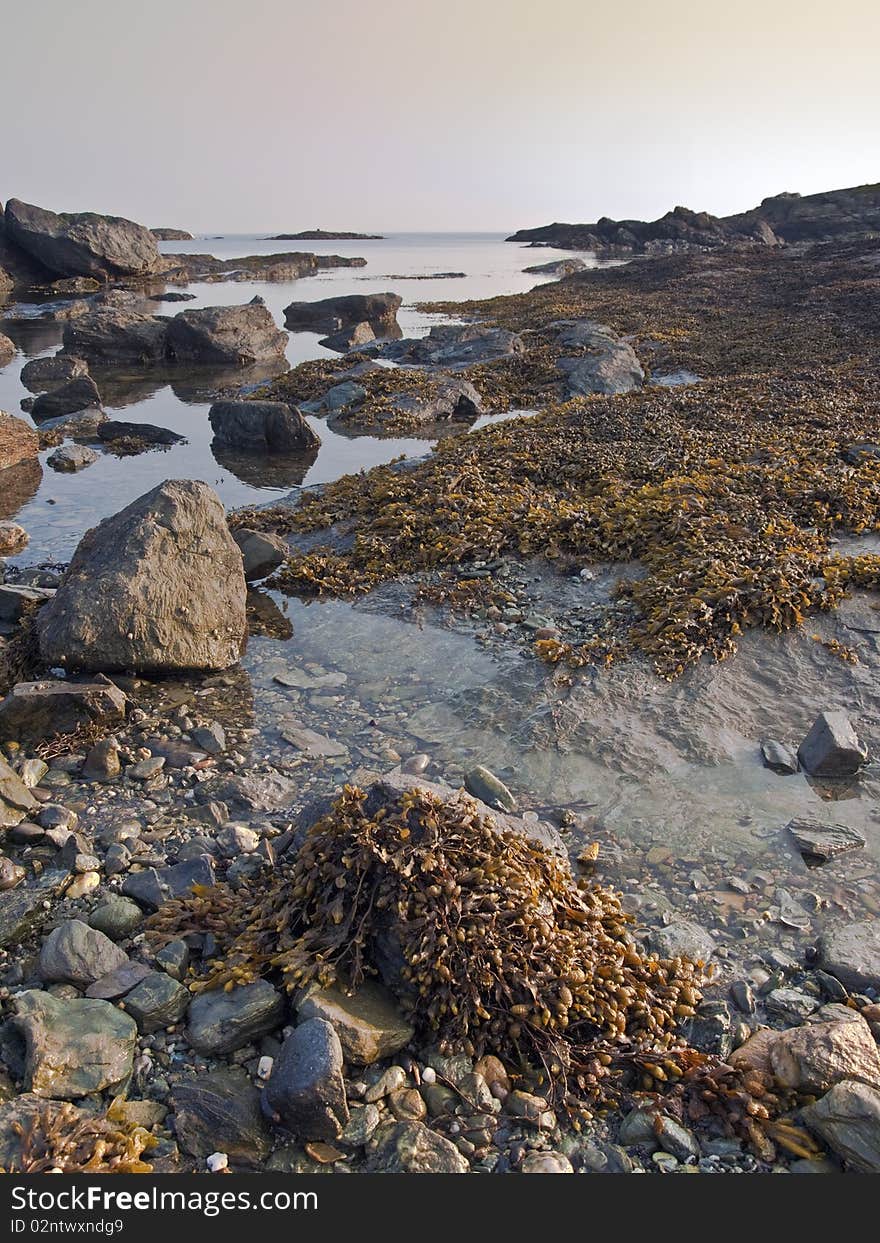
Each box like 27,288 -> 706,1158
5,0 -> 879,232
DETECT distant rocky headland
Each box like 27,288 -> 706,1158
267,229 -> 384,241
0,198 -> 366,296
150,227 -> 194,241
508,181 -> 880,256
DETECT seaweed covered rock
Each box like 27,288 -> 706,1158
37,480 -> 247,674
150,778 -> 702,1079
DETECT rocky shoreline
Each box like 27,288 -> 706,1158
0,191 -> 879,1176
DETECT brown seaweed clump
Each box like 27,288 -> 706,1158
6,1101 -> 155,1174
150,785 -> 703,1080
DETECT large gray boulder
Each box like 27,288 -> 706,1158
284,292 -> 401,335
4,198 -> 161,280
63,308 -> 170,364
166,299 -> 288,365
208,400 -> 319,452
38,918 -> 129,987
37,480 -> 247,674
819,920 -> 880,992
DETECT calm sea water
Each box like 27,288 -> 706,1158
0,232 -> 599,561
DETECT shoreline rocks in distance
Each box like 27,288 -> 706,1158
150,227 -> 194,241
283,292 -> 402,337
507,181 -> 880,255
267,230 -> 384,241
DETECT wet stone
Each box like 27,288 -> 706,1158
263,1018 -> 349,1142
155,939 -> 190,981
84,960 -> 152,1000
88,896 -> 144,940
187,979 -> 284,1056
12,989 -> 136,1099
786,818 -> 866,864
648,920 -> 715,962
819,921 -> 880,992
172,1069 -> 273,1169
766,988 -> 820,1024
802,1081 -> 880,1172
38,918 -> 129,986
464,765 -> 516,812
367,1121 -> 468,1174
122,854 -> 216,911
121,970 -> 190,1033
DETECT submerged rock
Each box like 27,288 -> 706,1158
786,818 -> 866,863
797,709 -> 867,777
37,480 -> 247,674
464,765 -> 516,812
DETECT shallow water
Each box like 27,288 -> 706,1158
2,233 -> 879,948
0,232 -> 589,559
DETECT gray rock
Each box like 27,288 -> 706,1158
167,300 -> 288,366
797,710 -> 867,777
122,854 -> 216,911
0,411 -> 39,472
353,375 -> 482,428
0,678 -> 126,744
761,739 -> 799,774
88,897 -> 144,939
374,323 -> 523,368
84,960 -> 151,999
0,755 -> 40,826
191,721 -> 226,755
12,989 -> 136,1098
296,981 -> 414,1065
801,1080 -> 880,1172
520,1150 -> 574,1172
209,400 -> 319,452
263,1017 -> 349,1141
39,918 -> 129,986
786,818 -> 866,863
187,980 -> 284,1056
83,738 -> 121,780
62,308 -> 170,364
368,1120 -> 469,1173
648,920 -> 716,962
766,987 -> 820,1023
464,765 -> 516,812
554,321 -> 644,396
819,921 -> 880,992
523,258 -> 588,277
318,322 -> 376,352
301,381 -> 368,415
97,420 -> 185,446
5,198 -> 161,279
0,872 -> 62,946
769,1016 -> 880,1092
47,443 -> 100,472
31,375 -> 102,419
233,527 -> 288,581
37,480 -> 247,674
20,354 -> 89,391
171,1069 -> 272,1168
154,939 -> 190,981
121,970 -> 190,1033
284,292 -> 401,336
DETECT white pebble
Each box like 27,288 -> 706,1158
421,1066 -> 437,1084
257,1055 -> 274,1080
206,1152 -> 228,1173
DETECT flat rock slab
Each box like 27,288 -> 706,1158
172,1070 -> 272,1168
819,920 -> 880,991
12,989 -> 136,1098
281,722 -> 349,758
786,818 -> 866,863
122,854 -> 215,911
0,678 -> 126,744
802,1080 -> 880,1172
186,979 -> 284,1056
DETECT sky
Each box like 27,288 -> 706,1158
4,0 -> 879,233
